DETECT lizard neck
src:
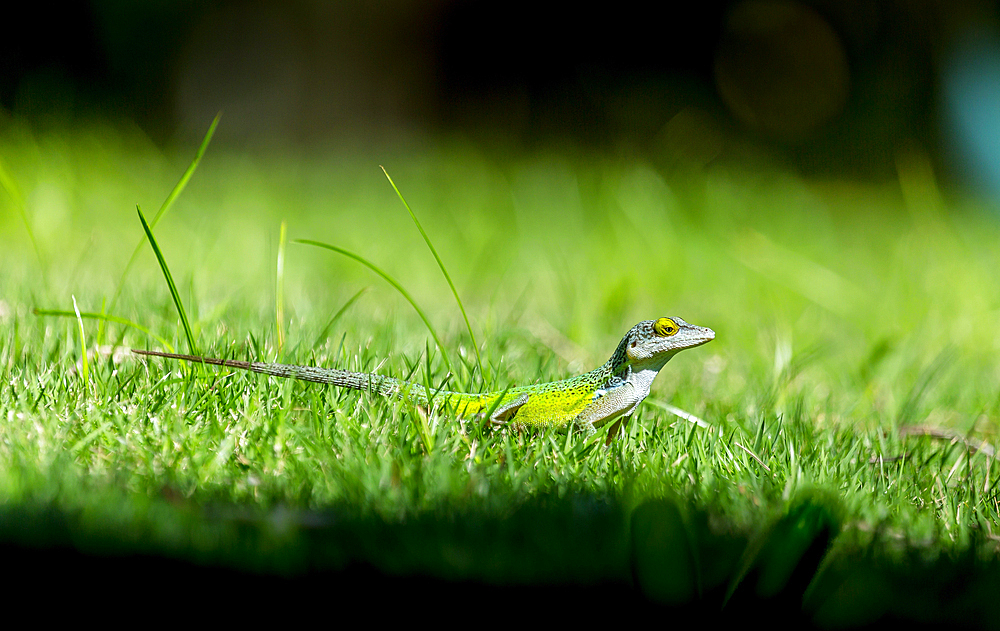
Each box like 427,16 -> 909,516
603,333 -> 632,380
599,339 -> 678,396
626,359 -> 672,399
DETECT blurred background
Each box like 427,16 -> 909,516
3,0 -> 1000,196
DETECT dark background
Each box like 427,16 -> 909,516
3,0 -> 999,187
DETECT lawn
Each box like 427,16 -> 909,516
2,120 -> 999,624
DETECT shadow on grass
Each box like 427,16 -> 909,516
1,494 -> 998,627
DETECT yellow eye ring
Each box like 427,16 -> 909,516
653,317 -> 678,337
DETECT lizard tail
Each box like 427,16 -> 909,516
131,350 -> 498,413
131,348 -> 407,397
132,349 -> 252,370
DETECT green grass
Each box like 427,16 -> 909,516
2,120 -> 1000,620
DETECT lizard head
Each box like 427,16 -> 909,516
622,316 -> 715,367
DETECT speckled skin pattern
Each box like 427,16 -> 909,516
133,317 -> 715,431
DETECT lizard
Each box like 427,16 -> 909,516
132,316 -> 714,436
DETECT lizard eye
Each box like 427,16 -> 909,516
653,317 -> 679,337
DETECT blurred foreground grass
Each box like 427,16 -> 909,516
2,121 -> 1000,623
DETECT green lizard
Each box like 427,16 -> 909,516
132,316 -> 714,435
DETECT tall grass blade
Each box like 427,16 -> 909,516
72,295 -> 89,389
104,114 -> 220,339
137,204 -> 198,355
34,309 -> 175,351
381,166 -> 484,382
897,349 -> 954,425
276,219 -> 288,356
294,238 -> 452,372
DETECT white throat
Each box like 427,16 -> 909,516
626,354 -> 675,398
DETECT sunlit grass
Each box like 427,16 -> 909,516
2,120 -> 1000,618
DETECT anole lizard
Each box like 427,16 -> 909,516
132,316 -> 714,435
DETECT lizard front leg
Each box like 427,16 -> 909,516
604,413 -> 634,446
575,381 -> 638,433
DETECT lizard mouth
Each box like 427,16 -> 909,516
685,327 -> 716,347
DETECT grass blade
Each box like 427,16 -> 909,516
72,295 -> 89,388
381,166 -> 484,382
137,204 -> 198,355
104,114 -> 220,338
294,238 -> 452,372
313,287 -> 368,349
70,421 -> 111,454
647,399 -> 713,430
34,309 -> 175,352
276,219 -> 288,356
